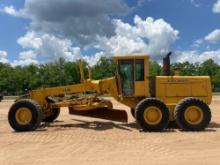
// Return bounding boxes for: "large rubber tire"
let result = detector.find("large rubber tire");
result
[174,97,211,131]
[135,98,169,131]
[8,99,42,132]
[42,108,60,122]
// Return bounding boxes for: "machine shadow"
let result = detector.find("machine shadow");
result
[208,122,220,129]
[166,121,217,132]
[40,119,177,133]
[39,117,218,132]
[41,119,135,132]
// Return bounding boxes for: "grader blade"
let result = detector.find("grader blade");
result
[69,108,128,122]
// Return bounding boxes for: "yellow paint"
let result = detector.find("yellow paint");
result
[15,108,32,125]
[166,104,175,121]
[19,54,212,124]
[156,76,212,105]
[143,106,162,125]
[113,55,150,97]
[184,106,203,125]
[135,81,146,96]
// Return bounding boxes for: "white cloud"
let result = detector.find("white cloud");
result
[0,50,9,63]
[175,49,220,64]
[97,15,179,60]
[192,39,203,48]
[213,0,220,13]
[17,31,105,66]
[17,32,42,49]
[205,29,220,43]
[0,5,24,17]
[17,32,82,63]
[1,6,18,16]
[192,29,220,48]
[11,59,39,67]
[0,50,37,66]
[19,50,36,60]
[1,0,129,46]
[14,15,179,65]
[10,50,38,66]
[2,0,180,65]
[83,52,105,66]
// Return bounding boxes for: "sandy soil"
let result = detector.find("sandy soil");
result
[1,97,220,165]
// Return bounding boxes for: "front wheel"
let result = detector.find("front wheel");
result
[8,99,42,131]
[174,97,211,131]
[135,98,169,131]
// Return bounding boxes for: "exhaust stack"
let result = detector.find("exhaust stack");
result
[163,52,172,76]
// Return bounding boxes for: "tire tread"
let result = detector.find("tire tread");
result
[174,97,211,131]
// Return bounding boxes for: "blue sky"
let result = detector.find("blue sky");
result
[0,0,220,65]
[134,0,218,49]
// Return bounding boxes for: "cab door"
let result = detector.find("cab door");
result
[118,60,134,96]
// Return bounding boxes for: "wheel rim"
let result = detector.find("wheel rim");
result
[184,106,203,125]
[143,106,162,125]
[15,108,32,125]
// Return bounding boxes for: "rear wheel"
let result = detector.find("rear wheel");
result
[8,99,42,131]
[42,108,60,122]
[174,97,211,131]
[135,98,169,131]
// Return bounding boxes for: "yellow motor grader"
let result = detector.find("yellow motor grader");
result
[8,53,212,132]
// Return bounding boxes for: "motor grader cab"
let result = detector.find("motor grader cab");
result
[114,56,149,97]
[8,53,212,132]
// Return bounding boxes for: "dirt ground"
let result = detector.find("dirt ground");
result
[1,97,220,165]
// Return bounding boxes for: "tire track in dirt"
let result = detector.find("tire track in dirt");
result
[0,128,183,161]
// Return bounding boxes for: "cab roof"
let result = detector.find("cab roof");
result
[112,54,150,61]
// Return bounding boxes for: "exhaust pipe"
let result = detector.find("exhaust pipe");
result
[163,52,172,76]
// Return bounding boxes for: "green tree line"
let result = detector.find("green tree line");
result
[0,57,220,95]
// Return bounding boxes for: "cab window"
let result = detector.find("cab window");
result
[119,60,134,96]
[135,60,144,81]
